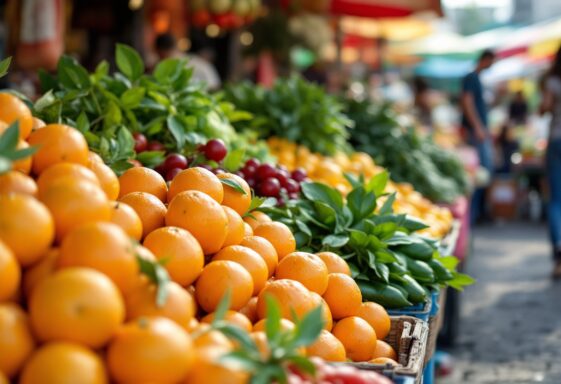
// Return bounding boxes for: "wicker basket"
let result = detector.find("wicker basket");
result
[424,288,447,363]
[344,316,429,384]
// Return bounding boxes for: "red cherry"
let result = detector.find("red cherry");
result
[275,170,290,186]
[166,167,182,181]
[241,165,257,178]
[256,164,277,180]
[147,141,165,151]
[245,158,260,168]
[203,139,228,162]
[164,153,188,171]
[288,192,300,200]
[259,177,281,197]
[154,163,167,176]
[133,132,147,153]
[291,168,307,182]
[246,177,257,188]
[285,179,300,193]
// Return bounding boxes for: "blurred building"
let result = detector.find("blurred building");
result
[512,0,561,23]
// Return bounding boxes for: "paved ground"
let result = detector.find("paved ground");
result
[439,222,561,384]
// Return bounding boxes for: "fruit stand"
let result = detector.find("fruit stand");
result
[0,47,470,384]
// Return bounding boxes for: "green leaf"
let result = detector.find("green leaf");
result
[0,121,20,153]
[135,151,165,167]
[439,256,459,270]
[366,170,389,196]
[120,87,145,109]
[375,249,398,263]
[247,196,276,214]
[379,192,396,215]
[94,60,109,78]
[264,295,282,343]
[76,112,90,133]
[301,182,343,212]
[292,305,324,348]
[371,222,398,241]
[221,178,247,195]
[57,56,91,89]
[0,57,11,78]
[348,229,369,248]
[347,186,376,221]
[34,89,58,112]
[136,253,170,307]
[167,115,186,150]
[154,58,182,83]
[223,148,245,172]
[115,43,144,81]
[0,156,11,174]
[322,234,349,248]
[285,355,316,376]
[402,216,429,232]
[220,350,261,371]
[217,323,257,351]
[104,101,122,128]
[447,272,476,291]
[376,262,390,283]
[213,288,232,325]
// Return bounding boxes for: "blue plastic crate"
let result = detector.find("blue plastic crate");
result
[387,296,432,322]
[392,375,417,384]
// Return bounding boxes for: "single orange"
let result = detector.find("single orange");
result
[109,201,143,241]
[372,340,397,360]
[27,124,89,174]
[0,93,33,140]
[58,222,139,294]
[0,304,35,378]
[244,222,253,237]
[185,344,249,384]
[256,279,315,321]
[310,292,333,331]
[29,267,124,348]
[167,167,224,203]
[107,317,194,384]
[191,323,234,351]
[253,318,295,333]
[239,236,278,278]
[238,296,258,323]
[0,240,20,302]
[353,302,391,340]
[187,318,200,333]
[0,171,37,196]
[125,280,195,329]
[253,222,296,260]
[369,357,399,366]
[165,190,228,254]
[143,226,204,287]
[32,117,46,130]
[19,342,107,384]
[119,192,167,239]
[13,140,33,174]
[0,193,54,266]
[88,158,120,200]
[332,316,377,362]
[275,252,329,295]
[322,273,362,320]
[222,206,245,247]
[243,211,271,230]
[250,331,270,359]
[22,248,58,299]
[37,162,100,194]
[201,310,252,332]
[195,260,253,313]
[39,178,110,242]
[119,167,168,202]
[316,251,351,276]
[217,173,251,215]
[306,329,346,362]
[212,245,268,295]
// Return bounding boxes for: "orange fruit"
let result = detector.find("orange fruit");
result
[310,292,333,331]
[19,342,107,384]
[185,345,249,384]
[222,206,245,247]
[243,211,271,230]
[238,296,258,323]
[331,316,377,362]
[0,193,54,266]
[322,273,362,320]
[167,167,224,203]
[217,173,251,215]
[253,318,295,333]
[201,310,252,332]
[306,329,346,362]
[212,245,268,295]
[0,304,35,378]
[165,190,228,254]
[27,124,89,174]
[256,279,315,320]
[316,251,351,276]
[354,302,391,340]
[37,162,100,194]
[143,226,204,287]
[32,117,46,130]
[187,318,200,333]
[0,372,7,384]
[107,317,194,384]
[243,222,253,237]
[195,260,253,313]
[22,248,58,299]
[239,236,278,278]
[125,280,195,329]
[29,267,125,348]
[0,93,33,140]
[119,191,167,239]
[119,167,168,202]
[275,252,328,295]
[39,178,110,242]
[253,222,296,259]
[250,331,270,359]
[58,222,138,294]
[372,340,397,360]
[88,158,120,200]
[0,241,20,302]
[0,171,37,196]
[109,201,143,240]
[369,357,399,366]
[13,140,33,174]
[191,323,234,351]
[87,151,103,165]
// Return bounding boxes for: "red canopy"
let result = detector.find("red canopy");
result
[329,0,442,18]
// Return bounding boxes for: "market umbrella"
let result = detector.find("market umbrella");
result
[329,0,442,18]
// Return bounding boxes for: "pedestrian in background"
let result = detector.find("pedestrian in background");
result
[460,49,496,224]
[539,45,561,278]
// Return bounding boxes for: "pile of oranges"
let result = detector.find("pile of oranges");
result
[0,94,398,383]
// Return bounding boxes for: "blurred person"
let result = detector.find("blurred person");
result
[509,90,529,126]
[496,123,519,174]
[155,33,220,90]
[460,49,496,224]
[539,45,561,278]
[413,77,433,128]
